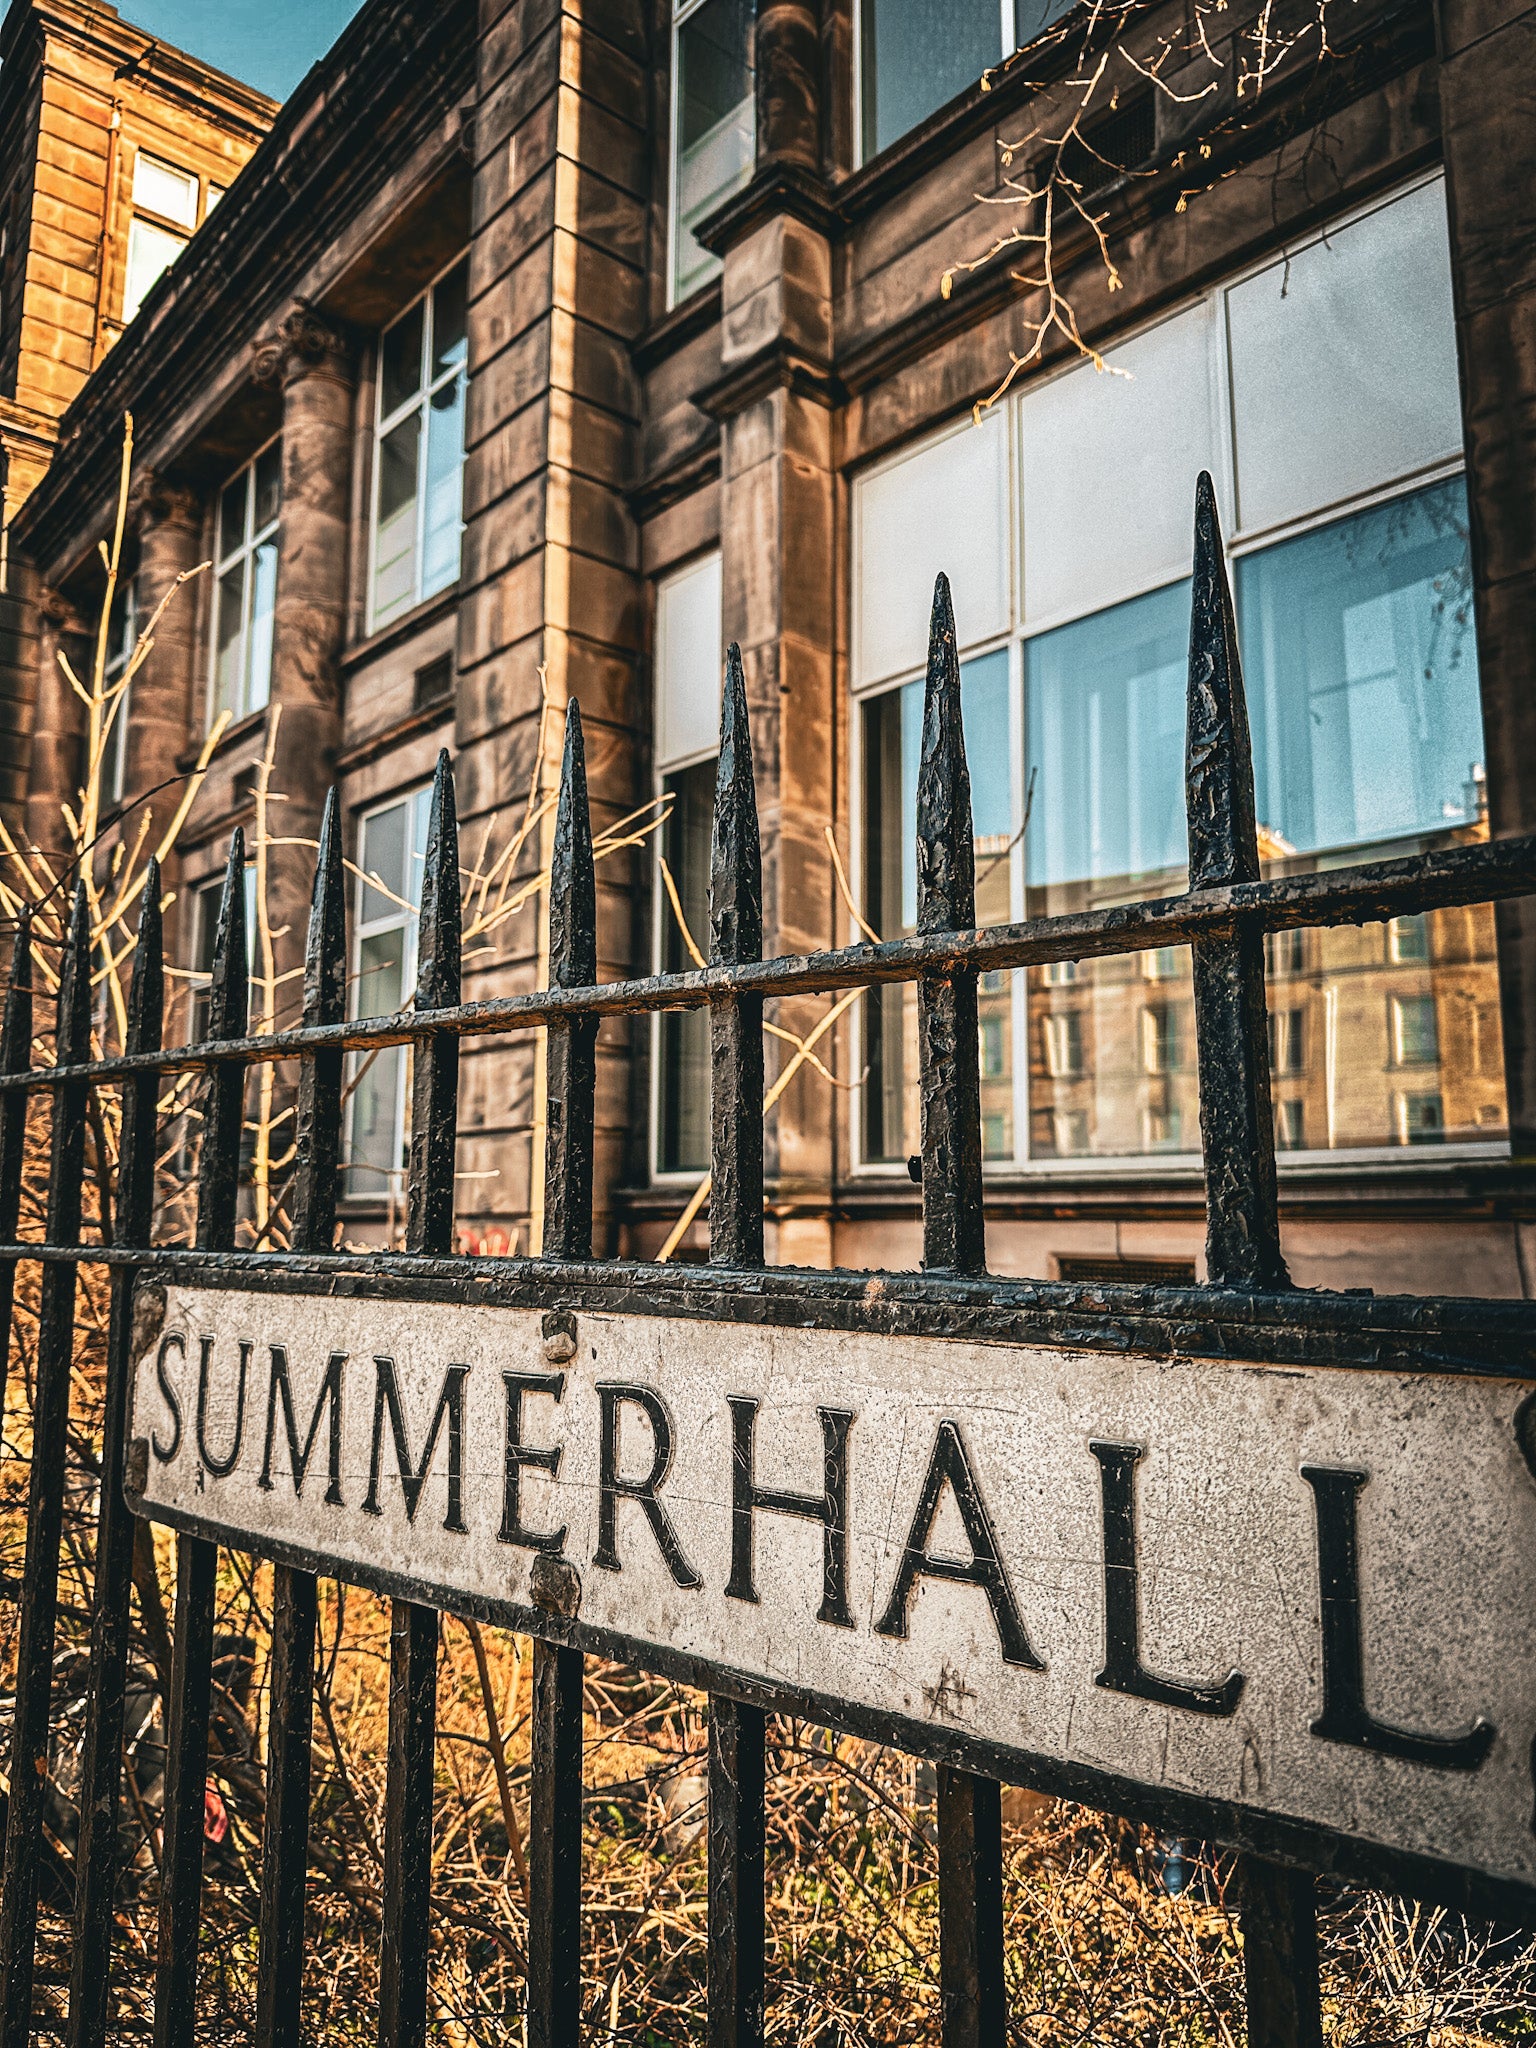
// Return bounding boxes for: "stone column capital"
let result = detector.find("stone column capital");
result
[37,583,90,635]
[127,471,202,537]
[253,301,355,389]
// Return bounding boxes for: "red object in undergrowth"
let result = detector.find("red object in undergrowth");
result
[203,1784,229,1844]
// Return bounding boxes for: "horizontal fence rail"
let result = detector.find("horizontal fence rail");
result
[0,471,1531,2048]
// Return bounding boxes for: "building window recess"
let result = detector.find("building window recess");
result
[414,653,454,713]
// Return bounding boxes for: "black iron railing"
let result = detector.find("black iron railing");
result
[0,472,1532,2047]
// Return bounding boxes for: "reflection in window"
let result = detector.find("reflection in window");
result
[1239,478,1483,857]
[862,648,1013,1164]
[1022,476,1504,1161]
[672,0,755,304]
[372,258,469,627]
[657,761,715,1174]
[346,787,433,1197]
[213,443,280,725]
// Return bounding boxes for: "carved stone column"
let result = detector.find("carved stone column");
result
[254,303,356,989]
[24,586,88,861]
[755,0,821,170]
[126,473,203,810]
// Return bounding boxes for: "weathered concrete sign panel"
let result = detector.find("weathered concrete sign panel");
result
[128,1282,1536,1904]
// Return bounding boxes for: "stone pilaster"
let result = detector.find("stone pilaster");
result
[125,473,203,812]
[703,3,838,1262]
[255,302,355,996]
[24,585,89,862]
[1435,0,1536,1153]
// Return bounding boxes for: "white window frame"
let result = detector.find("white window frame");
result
[122,149,219,325]
[367,253,470,634]
[209,438,281,729]
[649,550,725,1185]
[667,0,757,311]
[344,785,433,1201]
[847,169,1505,1177]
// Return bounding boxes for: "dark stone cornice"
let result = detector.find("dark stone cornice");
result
[627,438,722,526]
[694,340,842,422]
[693,160,838,258]
[16,0,476,573]
[631,280,723,375]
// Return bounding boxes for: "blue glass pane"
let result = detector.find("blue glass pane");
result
[1024,580,1190,904]
[1238,477,1482,856]
[862,0,1000,158]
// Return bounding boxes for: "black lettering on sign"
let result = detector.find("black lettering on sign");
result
[1302,1465,1494,1769]
[725,1396,854,1628]
[260,1347,345,1504]
[196,1335,250,1478]
[152,1332,185,1462]
[499,1371,566,1552]
[874,1420,1041,1668]
[593,1383,700,1589]
[363,1356,470,1532]
[1090,1441,1244,1716]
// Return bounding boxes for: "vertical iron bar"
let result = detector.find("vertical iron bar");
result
[1183,476,1317,2045]
[154,830,249,2048]
[379,752,457,2048]
[255,791,345,2048]
[543,700,598,1262]
[0,884,91,2048]
[707,1698,765,2048]
[1237,1855,1323,2048]
[68,866,163,2048]
[528,1643,584,2048]
[707,642,767,2047]
[936,1767,1005,2048]
[915,573,985,1277]
[0,908,33,1419]
[915,576,1004,2041]
[528,701,592,2046]
[1185,471,1289,1293]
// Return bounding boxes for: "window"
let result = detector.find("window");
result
[861,648,1014,1166]
[372,257,469,628]
[122,152,213,323]
[101,578,137,806]
[1392,994,1439,1067]
[653,554,724,1176]
[671,0,755,305]
[1275,1098,1305,1150]
[1141,1005,1182,1075]
[213,443,280,725]
[1044,958,1078,987]
[1388,914,1431,964]
[859,1,1079,162]
[1041,1010,1081,1079]
[1269,1008,1304,1076]
[346,787,433,1196]
[1397,1091,1444,1145]
[849,174,1506,1171]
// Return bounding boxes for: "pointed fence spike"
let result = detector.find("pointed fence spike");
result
[0,910,34,1472]
[416,748,461,1013]
[57,880,94,1065]
[1186,470,1260,891]
[550,700,596,991]
[125,858,165,1063]
[916,573,975,936]
[305,787,347,1030]
[209,826,249,1043]
[543,701,599,1262]
[1183,471,1291,1297]
[710,644,762,970]
[0,908,32,1072]
[708,641,765,1270]
[913,575,985,1276]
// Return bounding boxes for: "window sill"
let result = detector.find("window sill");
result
[175,703,267,773]
[343,584,460,675]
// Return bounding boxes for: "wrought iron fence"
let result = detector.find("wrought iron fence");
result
[0,471,1533,2048]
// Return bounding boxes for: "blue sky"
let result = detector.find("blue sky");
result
[113,0,370,101]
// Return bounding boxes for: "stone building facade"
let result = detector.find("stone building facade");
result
[2,0,1534,1294]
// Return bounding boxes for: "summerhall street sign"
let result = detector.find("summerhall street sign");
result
[128,1275,1536,1917]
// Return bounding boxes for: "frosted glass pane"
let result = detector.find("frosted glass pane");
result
[1020,300,1217,628]
[122,217,186,323]
[655,552,722,770]
[1226,179,1463,536]
[132,154,197,229]
[854,410,1009,688]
